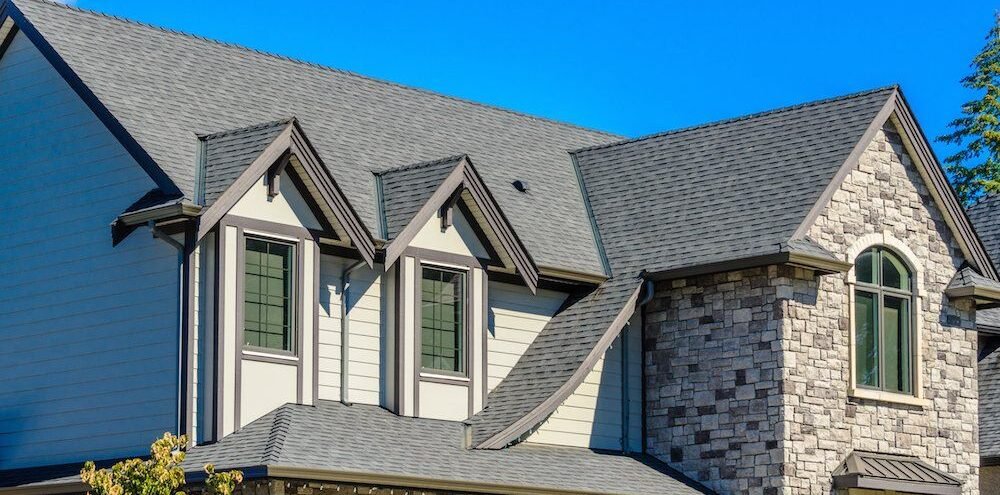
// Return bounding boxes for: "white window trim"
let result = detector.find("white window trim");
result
[844,232,928,407]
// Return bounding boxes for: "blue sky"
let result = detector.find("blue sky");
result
[72,0,997,158]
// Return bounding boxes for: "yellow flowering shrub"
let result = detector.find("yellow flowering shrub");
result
[80,433,243,495]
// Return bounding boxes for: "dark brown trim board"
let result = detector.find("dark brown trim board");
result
[223,215,313,430]
[476,280,644,449]
[195,119,376,267]
[3,1,181,197]
[406,248,483,419]
[181,221,197,443]
[381,156,540,294]
[790,87,999,281]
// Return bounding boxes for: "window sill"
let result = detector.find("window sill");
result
[243,349,299,363]
[848,387,929,407]
[420,371,470,384]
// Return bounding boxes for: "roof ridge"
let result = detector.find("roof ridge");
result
[372,154,467,176]
[261,404,294,463]
[15,0,621,140]
[196,117,296,141]
[570,85,900,154]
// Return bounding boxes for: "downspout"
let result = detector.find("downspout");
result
[628,276,654,453]
[149,221,188,438]
[340,259,366,405]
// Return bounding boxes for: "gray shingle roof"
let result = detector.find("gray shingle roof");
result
[199,118,294,207]
[947,266,1000,292]
[967,195,1000,329]
[13,0,613,275]
[573,87,896,276]
[969,195,1000,270]
[467,275,643,448]
[180,400,711,495]
[375,155,465,240]
[982,349,1000,460]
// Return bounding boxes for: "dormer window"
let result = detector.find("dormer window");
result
[420,266,466,374]
[244,236,295,353]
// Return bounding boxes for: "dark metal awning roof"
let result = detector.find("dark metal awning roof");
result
[832,451,962,495]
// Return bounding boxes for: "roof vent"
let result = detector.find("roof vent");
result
[512,180,529,193]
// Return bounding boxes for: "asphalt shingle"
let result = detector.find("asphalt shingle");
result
[199,118,294,207]
[573,87,896,276]
[180,400,711,495]
[375,155,465,240]
[467,275,643,447]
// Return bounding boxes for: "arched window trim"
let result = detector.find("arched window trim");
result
[845,232,929,407]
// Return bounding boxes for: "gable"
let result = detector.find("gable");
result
[407,206,489,259]
[228,169,322,230]
[0,28,180,469]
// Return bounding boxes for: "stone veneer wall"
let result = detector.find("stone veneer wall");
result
[645,122,979,494]
[789,122,978,493]
[644,265,787,494]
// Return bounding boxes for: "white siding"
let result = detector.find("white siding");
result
[317,256,385,406]
[487,282,566,392]
[0,32,180,468]
[526,315,642,451]
[409,208,487,258]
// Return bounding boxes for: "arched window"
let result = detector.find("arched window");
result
[854,247,914,394]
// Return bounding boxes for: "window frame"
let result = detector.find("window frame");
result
[240,232,301,357]
[417,262,471,378]
[846,234,928,407]
[853,247,914,394]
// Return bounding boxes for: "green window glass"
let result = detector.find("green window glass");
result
[244,237,294,352]
[854,247,913,395]
[421,267,465,373]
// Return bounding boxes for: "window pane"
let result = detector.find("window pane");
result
[420,267,465,373]
[883,296,911,394]
[855,291,879,388]
[244,238,294,352]
[881,250,910,292]
[856,250,875,284]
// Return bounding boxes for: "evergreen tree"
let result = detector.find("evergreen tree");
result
[939,14,1000,205]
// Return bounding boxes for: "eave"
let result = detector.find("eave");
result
[186,464,649,495]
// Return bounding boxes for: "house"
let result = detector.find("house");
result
[964,197,1000,495]
[0,0,997,493]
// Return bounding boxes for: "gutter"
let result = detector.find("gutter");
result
[645,250,851,282]
[118,202,202,226]
[231,464,655,495]
[340,260,367,405]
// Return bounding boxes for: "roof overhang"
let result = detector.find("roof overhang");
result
[381,155,540,293]
[945,285,1000,306]
[184,464,644,495]
[832,451,962,495]
[645,249,851,282]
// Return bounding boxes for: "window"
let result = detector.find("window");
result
[854,247,913,394]
[421,267,465,373]
[244,237,295,352]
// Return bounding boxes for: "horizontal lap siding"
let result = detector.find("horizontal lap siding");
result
[317,255,345,401]
[0,32,179,469]
[486,282,566,392]
[317,257,384,405]
[523,305,642,451]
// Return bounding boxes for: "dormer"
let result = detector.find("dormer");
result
[375,155,540,421]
